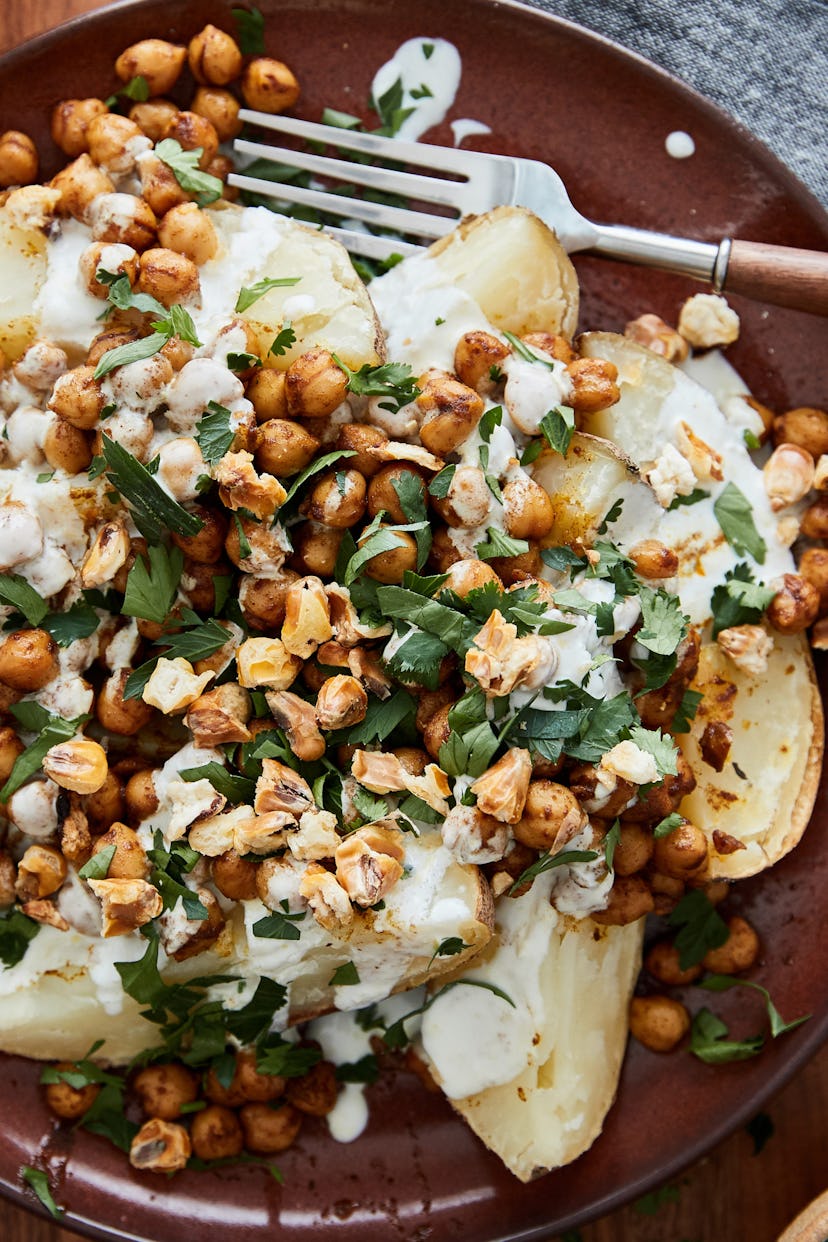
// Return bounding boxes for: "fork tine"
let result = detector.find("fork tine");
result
[227,170,455,239]
[234,137,470,212]
[323,227,423,261]
[237,109,468,176]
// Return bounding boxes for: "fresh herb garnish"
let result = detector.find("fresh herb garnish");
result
[710,563,775,638]
[333,357,420,412]
[474,527,530,561]
[713,482,767,564]
[155,138,223,206]
[509,847,600,896]
[0,907,40,968]
[20,1167,63,1220]
[539,404,576,456]
[269,322,297,356]
[99,438,204,541]
[700,974,811,1038]
[0,573,47,626]
[667,890,729,971]
[179,763,256,804]
[232,5,266,53]
[252,908,306,941]
[2,703,88,800]
[689,1007,764,1064]
[122,544,183,625]
[195,401,235,464]
[329,961,360,986]
[78,845,116,881]
[235,276,302,313]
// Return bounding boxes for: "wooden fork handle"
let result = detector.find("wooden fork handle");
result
[719,240,828,316]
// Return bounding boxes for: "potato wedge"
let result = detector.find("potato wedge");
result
[420,873,643,1181]
[0,208,47,361]
[679,634,823,879]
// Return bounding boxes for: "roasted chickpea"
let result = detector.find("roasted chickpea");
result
[97,669,155,735]
[86,113,145,174]
[239,569,299,629]
[361,526,418,583]
[240,1102,303,1154]
[132,1063,199,1120]
[0,727,24,786]
[335,422,388,476]
[417,370,484,456]
[16,845,67,900]
[188,24,243,85]
[514,780,584,851]
[453,330,511,393]
[93,820,149,879]
[591,875,655,925]
[797,546,828,616]
[83,771,125,832]
[702,914,760,974]
[191,1104,244,1160]
[652,819,708,879]
[306,469,367,528]
[86,328,140,369]
[427,526,463,573]
[115,38,186,95]
[442,557,501,598]
[367,464,426,523]
[43,415,93,473]
[285,348,348,419]
[157,202,218,265]
[285,1059,338,1116]
[291,521,343,577]
[47,365,105,429]
[488,545,543,585]
[644,939,703,987]
[772,407,828,458]
[421,701,452,761]
[255,418,319,477]
[522,331,576,362]
[629,995,691,1052]
[50,99,108,157]
[0,130,38,187]
[78,241,139,301]
[160,335,196,372]
[128,98,180,142]
[622,752,696,825]
[138,154,190,216]
[246,369,288,423]
[566,356,620,412]
[123,770,160,824]
[45,1064,100,1120]
[242,57,301,113]
[0,629,58,692]
[766,572,820,634]
[206,1049,284,1107]
[180,558,229,613]
[502,475,555,540]
[92,192,157,250]
[161,111,219,170]
[137,247,199,307]
[0,852,17,907]
[168,506,228,565]
[211,849,259,901]
[205,153,237,196]
[612,823,655,876]
[191,87,243,141]
[629,540,679,579]
[51,154,114,222]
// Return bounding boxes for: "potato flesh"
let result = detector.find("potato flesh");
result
[0,214,47,361]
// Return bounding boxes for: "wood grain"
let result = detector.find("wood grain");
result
[1,3,827,1241]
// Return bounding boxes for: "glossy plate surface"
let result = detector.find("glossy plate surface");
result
[0,1,826,1238]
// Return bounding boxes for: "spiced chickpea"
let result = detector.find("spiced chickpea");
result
[161,111,219,170]
[422,702,452,761]
[47,365,105,430]
[622,752,696,824]
[132,1063,199,1120]
[255,418,319,477]
[191,1105,244,1161]
[0,130,38,187]
[286,1059,338,1116]
[307,469,367,528]
[83,771,125,831]
[43,416,93,473]
[335,423,388,476]
[796,546,828,616]
[86,113,145,175]
[772,407,828,458]
[188,24,243,85]
[629,540,679,579]
[515,780,584,851]
[644,939,703,987]
[453,330,511,393]
[766,573,820,634]
[206,154,237,197]
[240,1102,303,1154]
[800,495,828,541]
[367,464,427,522]
[291,522,343,577]
[16,845,67,901]
[138,156,190,217]
[51,154,114,222]
[239,570,299,629]
[566,357,620,413]
[181,558,227,613]
[128,98,180,142]
[652,819,708,880]
[612,824,655,876]
[93,821,149,879]
[361,527,418,583]
[242,58,301,113]
[157,202,218,265]
[0,726,24,785]
[115,39,186,96]
[212,850,259,901]
[92,193,157,251]
[0,851,16,907]
[191,87,243,141]
[51,99,108,157]
[137,248,199,307]
[246,369,288,423]
[78,242,139,301]
[591,875,655,925]
[442,558,501,598]
[206,1049,284,1107]
[502,476,555,540]
[417,370,484,456]
[45,1065,101,1120]
[86,329,139,369]
[0,629,57,692]
[427,526,463,573]
[285,348,348,419]
[489,545,543,585]
[522,331,576,363]
[629,995,691,1053]
[702,915,760,974]
[171,506,228,564]
[124,770,160,823]
[97,670,154,735]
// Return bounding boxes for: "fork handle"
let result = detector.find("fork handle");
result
[718,239,828,316]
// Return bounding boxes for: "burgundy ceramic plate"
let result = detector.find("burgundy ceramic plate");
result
[1,2,827,1239]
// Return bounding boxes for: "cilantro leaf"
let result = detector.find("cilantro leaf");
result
[2,705,86,800]
[671,687,703,734]
[428,936,470,968]
[376,585,473,649]
[43,600,100,647]
[21,1167,63,1220]
[509,847,600,895]
[627,724,679,778]
[604,818,621,871]
[0,907,40,968]
[235,276,302,313]
[0,572,48,626]
[155,138,223,206]
[232,5,266,53]
[225,978,288,1045]
[667,486,708,511]
[100,438,204,541]
[352,784,390,822]
[713,482,767,563]
[428,464,456,498]
[636,588,689,656]
[335,1054,379,1084]
[122,544,183,624]
[564,693,638,763]
[252,909,305,941]
[281,449,357,508]
[710,563,775,638]
[597,498,624,533]
[334,357,420,412]
[256,1039,321,1078]
[81,1081,139,1151]
[115,934,167,1007]
[179,763,256,804]
[92,331,169,379]
[372,77,415,136]
[668,890,729,970]
[383,628,449,689]
[689,1007,764,1064]
[269,322,296,356]
[195,401,235,464]
[78,845,116,880]
[438,720,499,778]
[700,974,811,1038]
[329,961,360,986]
[539,404,575,455]
[391,472,431,569]
[653,812,684,838]
[475,527,530,561]
[338,689,416,745]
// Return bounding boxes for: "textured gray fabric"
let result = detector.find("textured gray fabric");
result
[521,0,828,207]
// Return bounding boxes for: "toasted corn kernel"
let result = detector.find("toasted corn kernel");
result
[254,758,314,817]
[130,1118,192,1172]
[471,748,532,824]
[624,313,689,362]
[233,810,295,855]
[335,824,405,907]
[42,737,108,794]
[15,844,67,901]
[236,636,302,689]
[87,877,163,936]
[763,442,815,511]
[142,657,215,712]
[299,862,354,931]
[282,576,333,659]
[315,674,368,730]
[185,682,252,746]
[265,690,325,761]
[716,624,773,675]
[80,520,130,587]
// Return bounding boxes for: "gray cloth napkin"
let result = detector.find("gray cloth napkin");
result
[522,0,828,208]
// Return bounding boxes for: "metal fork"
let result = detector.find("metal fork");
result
[229,111,828,316]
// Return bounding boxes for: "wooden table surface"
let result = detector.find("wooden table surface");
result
[1,2,828,1240]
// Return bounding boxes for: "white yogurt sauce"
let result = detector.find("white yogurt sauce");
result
[665,130,696,159]
[371,38,462,141]
[451,118,492,147]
